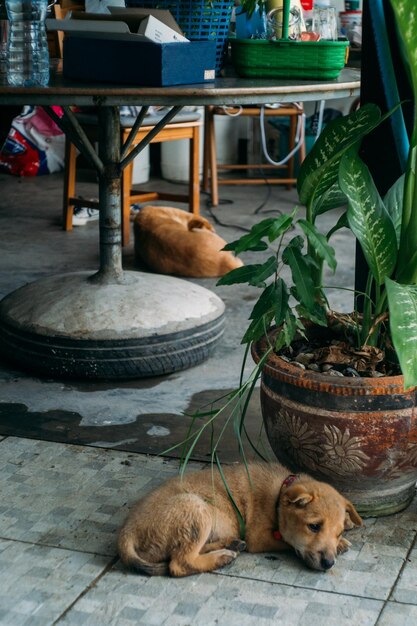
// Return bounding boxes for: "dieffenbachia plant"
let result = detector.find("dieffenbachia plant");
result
[220,0,417,389]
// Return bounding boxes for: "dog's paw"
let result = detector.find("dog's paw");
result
[216,548,239,568]
[226,539,247,553]
[337,537,352,555]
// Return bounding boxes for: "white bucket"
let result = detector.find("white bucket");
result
[131,146,150,185]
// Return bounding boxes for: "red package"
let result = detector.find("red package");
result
[0,106,65,176]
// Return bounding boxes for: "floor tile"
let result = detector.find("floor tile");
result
[0,538,109,626]
[378,601,417,625]
[0,437,189,555]
[59,564,384,626]
[390,538,417,604]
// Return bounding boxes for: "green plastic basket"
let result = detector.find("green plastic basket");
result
[230,39,350,80]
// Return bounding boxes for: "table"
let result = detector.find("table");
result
[0,63,360,379]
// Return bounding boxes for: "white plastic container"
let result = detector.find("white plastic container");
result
[160,108,242,183]
[131,145,150,185]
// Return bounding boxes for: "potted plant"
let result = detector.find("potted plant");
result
[182,0,417,517]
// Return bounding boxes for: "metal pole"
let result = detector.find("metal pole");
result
[90,105,124,285]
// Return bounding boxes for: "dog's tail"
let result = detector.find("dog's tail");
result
[118,531,169,576]
[187,216,214,232]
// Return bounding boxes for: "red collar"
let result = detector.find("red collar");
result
[273,474,298,541]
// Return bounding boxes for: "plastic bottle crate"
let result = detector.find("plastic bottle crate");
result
[125,0,234,75]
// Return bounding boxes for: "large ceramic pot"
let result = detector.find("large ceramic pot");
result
[252,331,417,517]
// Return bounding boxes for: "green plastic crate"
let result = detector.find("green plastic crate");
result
[230,39,350,80]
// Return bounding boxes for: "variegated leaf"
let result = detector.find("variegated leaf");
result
[313,182,347,217]
[389,0,417,95]
[297,104,382,208]
[385,277,417,389]
[384,173,404,246]
[339,148,397,285]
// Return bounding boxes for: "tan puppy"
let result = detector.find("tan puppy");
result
[118,462,362,577]
[133,205,243,277]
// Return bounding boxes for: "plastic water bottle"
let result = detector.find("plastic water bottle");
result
[5,0,49,87]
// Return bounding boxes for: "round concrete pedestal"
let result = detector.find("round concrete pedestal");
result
[0,271,225,379]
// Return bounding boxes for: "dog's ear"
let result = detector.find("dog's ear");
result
[344,500,363,529]
[284,484,314,508]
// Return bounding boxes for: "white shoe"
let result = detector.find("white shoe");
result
[72,207,100,226]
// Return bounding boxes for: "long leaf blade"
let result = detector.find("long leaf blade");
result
[297,103,382,208]
[282,239,316,309]
[217,256,277,287]
[384,173,404,247]
[339,148,397,285]
[385,277,417,389]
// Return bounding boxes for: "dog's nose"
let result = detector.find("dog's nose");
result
[320,557,335,570]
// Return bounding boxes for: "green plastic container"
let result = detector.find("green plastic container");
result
[230,39,350,80]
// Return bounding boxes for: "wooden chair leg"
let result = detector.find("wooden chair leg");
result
[189,125,200,215]
[286,114,297,190]
[208,108,219,207]
[122,160,133,246]
[299,116,306,164]
[202,106,210,193]
[63,139,77,231]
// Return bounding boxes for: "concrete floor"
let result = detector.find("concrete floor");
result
[0,170,416,625]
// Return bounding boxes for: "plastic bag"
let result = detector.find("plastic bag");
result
[0,105,65,176]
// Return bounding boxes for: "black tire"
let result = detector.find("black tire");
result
[0,313,225,379]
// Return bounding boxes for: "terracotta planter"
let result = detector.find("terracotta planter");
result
[252,331,417,517]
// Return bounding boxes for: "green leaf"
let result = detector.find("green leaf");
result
[274,312,298,351]
[249,278,289,323]
[389,1,417,97]
[339,148,398,285]
[249,282,276,320]
[297,218,337,272]
[385,277,417,389]
[241,311,275,344]
[297,103,382,210]
[217,256,277,288]
[326,211,349,240]
[296,302,327,327]
[222,216,292,255]
[384,173,404,247]
[282,239,316,310]
[313,182,347,216]
[266,213,295,242]
[274,278,290,327]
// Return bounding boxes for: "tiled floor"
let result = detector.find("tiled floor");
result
[0,437,416,625]
[1,170,417,624]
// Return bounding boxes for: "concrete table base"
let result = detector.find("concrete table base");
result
[0,271,225,379]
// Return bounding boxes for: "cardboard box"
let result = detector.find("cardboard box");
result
[50,9,216,86]
[63,35,216,86]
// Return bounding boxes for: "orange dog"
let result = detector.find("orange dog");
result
[118,462,362,577]
[133,206,243,277]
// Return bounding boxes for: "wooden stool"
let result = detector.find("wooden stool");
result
[203,104,306,207]
[63,112,202,246]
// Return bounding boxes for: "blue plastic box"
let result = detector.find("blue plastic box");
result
[63,36,217,86]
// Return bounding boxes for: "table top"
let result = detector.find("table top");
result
[0,62,360,107]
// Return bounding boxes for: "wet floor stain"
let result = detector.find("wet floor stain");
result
[0,389,271,464]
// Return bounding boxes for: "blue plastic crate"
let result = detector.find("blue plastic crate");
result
[124,0,234,74]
